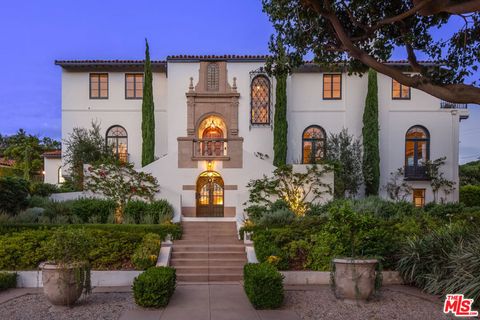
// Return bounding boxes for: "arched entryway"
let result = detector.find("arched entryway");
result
[196,171,224,217]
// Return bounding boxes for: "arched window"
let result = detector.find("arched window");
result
[106,125,128,163]
[302,125,326,164]
[250,75,270,125]
[405,125,430,178]
[207,63,219,91]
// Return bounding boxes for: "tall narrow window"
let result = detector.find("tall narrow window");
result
[392,79,411,99]
[323,74,342,99]
[302,125,326,164]
[413,189,426,207]
[90,73,108,99]
[106,125,128,163]
[207,63,219,91]
[250,75,270,125]
[125,73,143,99]
[405,125,430,179]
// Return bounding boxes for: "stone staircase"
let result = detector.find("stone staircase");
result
[171,221,246,282]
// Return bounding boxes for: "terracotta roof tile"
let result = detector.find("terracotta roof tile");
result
[42,150,62,158]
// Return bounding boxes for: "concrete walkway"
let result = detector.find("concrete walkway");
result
[119,283,300,320]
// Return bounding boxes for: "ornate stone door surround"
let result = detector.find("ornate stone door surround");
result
[178,61,243,168]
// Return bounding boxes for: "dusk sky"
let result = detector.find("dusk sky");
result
[0,0,478,163]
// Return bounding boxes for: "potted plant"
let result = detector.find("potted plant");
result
[41,227,93,306]
[330,204,380,302]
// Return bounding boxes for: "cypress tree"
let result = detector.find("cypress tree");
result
[362,69,380,195]
[141,39,155,167]
[272,39,288,167]
[273,73,288,167]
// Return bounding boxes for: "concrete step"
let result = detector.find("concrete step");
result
[177,273,243,282]
[173,238,242,245]
[175,266,244,275]
[170,258,247,267]
[173,244,245,252]
[171,251,247,260]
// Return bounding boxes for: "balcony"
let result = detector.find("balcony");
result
[404,165,429,180]
[192,138,230,160]
[440,101,468,109]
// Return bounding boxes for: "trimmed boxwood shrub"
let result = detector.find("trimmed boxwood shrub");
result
[0,177,29,214]
[460,185,480,207]
[244,263,284,309]
[0,272,17,291]
[133,267,176,308]
[132,233,162,270]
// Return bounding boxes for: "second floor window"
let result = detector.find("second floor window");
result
[392,79,411,99]
[207,63,219,91]
[90,73,108,99]
[125,74,143,99]
[323,74,342,99]
[405,125,430,179]
[251,75,271,125]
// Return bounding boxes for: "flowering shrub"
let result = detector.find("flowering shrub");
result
[85,162,159,223]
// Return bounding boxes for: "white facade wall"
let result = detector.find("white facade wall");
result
[58,59,467,220]
[43,158,62,185]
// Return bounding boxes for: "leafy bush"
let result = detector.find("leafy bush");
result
[45,227,93,265]
[460,185,480,207]
[0,229,51,270]
[27,195,51,208]
[10,208,44,223]
[70,198,116,223]
[253,230,289,270]
[397,226,479,307]
[30,182,59,197]
[243,263,284,309]
[257,208,295,228]
[0,272,17,291]
[42,200,74,223]
[133,267,176,308]
[132,233,162,270]
[147,200,174,224]
[124,200,149,224]
[0,177,29,214]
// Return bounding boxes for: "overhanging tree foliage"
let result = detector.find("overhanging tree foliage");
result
[272,40,289,167]
[262,0,480,104]
[142,39,155,167]
[362,69,380,195]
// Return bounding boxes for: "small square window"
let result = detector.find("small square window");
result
[392,79,410,99]
[323,74,342,100]
[89,73,109,99]
[413,189,425,207]
[125,73,143,99]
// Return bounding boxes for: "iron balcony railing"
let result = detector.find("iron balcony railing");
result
[440,101,468,109]
[405,165,428,180]
[193,138,228,158]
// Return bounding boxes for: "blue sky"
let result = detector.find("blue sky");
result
[0,0,478,163]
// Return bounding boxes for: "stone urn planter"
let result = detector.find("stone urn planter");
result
[41,263,86,306]
[332,258,378,302]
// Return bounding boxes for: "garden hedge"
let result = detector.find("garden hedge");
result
[133,267,176,308]
[243,263,284,309]
[460,185,480,207]
[0,272,17,291]
[0,223,182,240]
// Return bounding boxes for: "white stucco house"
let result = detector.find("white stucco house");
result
[49,55,469,221]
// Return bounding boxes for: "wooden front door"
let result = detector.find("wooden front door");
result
[196,171,224,217]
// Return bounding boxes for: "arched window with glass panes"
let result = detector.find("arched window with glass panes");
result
[405,125,430,179]
[250,75,271,125]
[302,125,326,164]
[106,125,128,163]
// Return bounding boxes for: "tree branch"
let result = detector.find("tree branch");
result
[302,0,480,104]
[414,0,480,15]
